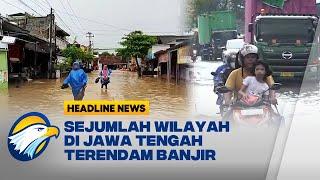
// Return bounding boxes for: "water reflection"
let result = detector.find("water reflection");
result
[190,60,320,120]
[6,70,192,120]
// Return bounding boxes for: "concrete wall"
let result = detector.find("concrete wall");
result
[27,16,54,41]
[56,37,68,50]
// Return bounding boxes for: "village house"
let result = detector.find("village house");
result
[6,13,70,79]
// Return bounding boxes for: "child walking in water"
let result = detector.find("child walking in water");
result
[238,61,273,103]
[99,65,112,89]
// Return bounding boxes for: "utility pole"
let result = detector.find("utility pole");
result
[48,8,54,79]
[86,32,94,54]
[54,24,57,65]
[34,42,37,66]
[0,14,3,36]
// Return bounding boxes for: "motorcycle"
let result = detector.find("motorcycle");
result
[217,83,283,127]
[211,64,233,115]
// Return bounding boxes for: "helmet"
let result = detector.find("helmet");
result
[236,44,259,68]
[72,61,80,70]
[223,54,236,69]
[240,44,258,57]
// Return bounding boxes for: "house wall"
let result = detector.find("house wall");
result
[56,37,68,50]
[0,49,8,89]
[26,16,53,41]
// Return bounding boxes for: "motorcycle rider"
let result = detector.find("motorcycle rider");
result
[212,52,235,110]
[224,44,277,105]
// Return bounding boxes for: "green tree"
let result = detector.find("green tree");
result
[101,51,111,56]
[116,47,130,58]
[117,31,157,76]
[62,45,85,65]
[61,45,94,66]
[83,52,94,63]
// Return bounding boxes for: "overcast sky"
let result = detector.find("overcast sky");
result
[0,0,185,49]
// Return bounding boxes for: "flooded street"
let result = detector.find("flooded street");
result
[190,60,320,121]
[1,62,320,180]
[4,61,320,122]
[5,70,191,120]
[190,60,320,180]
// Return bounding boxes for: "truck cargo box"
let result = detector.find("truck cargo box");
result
[245,0,317,43]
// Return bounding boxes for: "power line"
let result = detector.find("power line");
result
[66,0,86,34]
[29,0,49,15]
[35,0,82,37]
[1,0,86,44]
[3,0,180,46]
[31,2,131,33]
[55,11,77,36]
[86,32,94,53]
[18,0,41,16]
[52,10,133,32]
[57,0,85,34]
[19,0,76,36]
[51,10,180,35]
[44,0,51,8]
[32,0,73,34]
[27,1,175,35]
[47,0,86,36]
[1,0,29,13]
[36,0,51,10]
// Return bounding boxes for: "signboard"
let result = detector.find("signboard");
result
[158,53,169,63]
[177,46,192,64]
[0,70,8,83]
[262,0,285,9]
[0,42,8,50]
[0,51,8,89]
[1,36,16,44]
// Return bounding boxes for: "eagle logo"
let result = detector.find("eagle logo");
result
[7,112,60,161]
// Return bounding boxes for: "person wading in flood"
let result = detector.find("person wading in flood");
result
[61,61,88,100]
[99,65,111,89]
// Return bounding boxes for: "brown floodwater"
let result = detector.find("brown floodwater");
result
[4,70,192,120]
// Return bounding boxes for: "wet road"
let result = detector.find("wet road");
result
[3,62,320,121]
[190,60,320,120]
[5,70,192,120]
[1,63,320,180]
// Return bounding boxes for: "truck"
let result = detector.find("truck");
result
[197,11,238,61]
[245,0,320,81]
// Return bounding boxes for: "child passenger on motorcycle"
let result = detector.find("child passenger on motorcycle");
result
[224,44,277,105]
[238,61,272,105]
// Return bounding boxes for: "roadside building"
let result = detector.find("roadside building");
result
[155,40,193,83]
[145,44,170,76]
[98,55,125,70]
[0,38,9,90]
[154,49,169,78]
[145,35,192,77]
[7,13,70,78]
[1,16,57,88]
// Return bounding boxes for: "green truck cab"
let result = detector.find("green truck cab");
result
[245,0,319,81]
[254,15,319,80]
